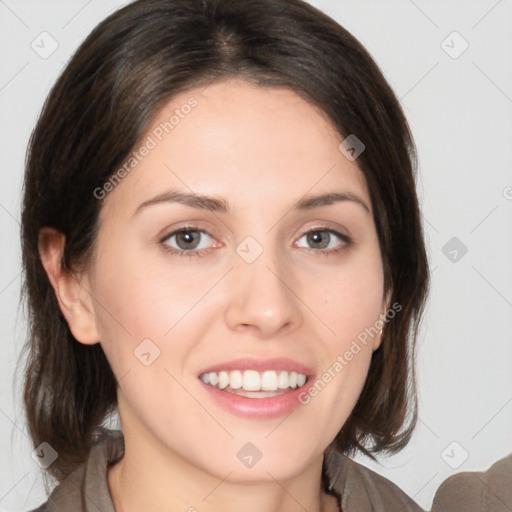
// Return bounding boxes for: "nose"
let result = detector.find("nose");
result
[224,244,302,339]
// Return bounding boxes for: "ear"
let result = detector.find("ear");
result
[373,289,393,352]
[38,227,100,345]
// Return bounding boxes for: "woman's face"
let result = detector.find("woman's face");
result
[84,78,387,480]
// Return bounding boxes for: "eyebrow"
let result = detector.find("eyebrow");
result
[134,189,371,216]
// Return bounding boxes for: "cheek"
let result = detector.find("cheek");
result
[89,246,204,428]
[298,248,384,422]
[310,249,385,343]
[88,241,198,384]
[91,237,210,343]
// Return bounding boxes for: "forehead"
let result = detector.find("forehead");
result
[100,78,371,218]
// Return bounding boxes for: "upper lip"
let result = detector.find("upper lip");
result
[198,357,315,377]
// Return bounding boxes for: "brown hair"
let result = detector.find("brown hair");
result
[18,0,429,485]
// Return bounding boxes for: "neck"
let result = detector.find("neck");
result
[107,428,339,512]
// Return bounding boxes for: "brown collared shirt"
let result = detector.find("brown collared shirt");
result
[30,428,425,511]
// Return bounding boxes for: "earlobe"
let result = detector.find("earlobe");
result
[38,227,100,345]
[373,328,384,352]
[372,323,385,353]
[373,290,392,352]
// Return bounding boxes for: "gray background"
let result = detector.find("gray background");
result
[1,1,511,510]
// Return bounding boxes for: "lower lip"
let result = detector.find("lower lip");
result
[199,380,312,419]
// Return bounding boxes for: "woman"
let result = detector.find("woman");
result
[20,0,430,510]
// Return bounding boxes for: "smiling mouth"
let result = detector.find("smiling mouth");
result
[199,369,309,398]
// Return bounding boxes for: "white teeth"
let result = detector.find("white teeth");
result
[200,369,308,392]
[218,371,229,389]
[229,370,243,389]
[243,370,260,391]
[261,370,278,391]
[277,371,289,389]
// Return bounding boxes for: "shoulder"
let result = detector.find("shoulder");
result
[324,449,425,512]
[27,428,124,512]
[431,453,512,512]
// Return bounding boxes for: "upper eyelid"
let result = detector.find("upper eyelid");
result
[159,225,215,243]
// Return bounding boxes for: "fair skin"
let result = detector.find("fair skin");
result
[40,79,388,512]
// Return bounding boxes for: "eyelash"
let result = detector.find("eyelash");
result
[158,225,352,258]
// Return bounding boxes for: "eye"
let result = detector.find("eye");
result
[159,226,351,258]
[160,227,216,258]
[295,228,351,255]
